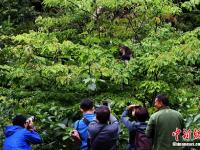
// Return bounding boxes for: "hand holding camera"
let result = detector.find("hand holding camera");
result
[128,104,139,110]
[26,116,36,131]
[127,104,140,118]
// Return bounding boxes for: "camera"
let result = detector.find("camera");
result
[127,108,133,118]
[27,116,35,122]
[102,101,109,107]
[127,102,141,118]
[95,100,111,109]
[127,102,133,117]
[26,116,36,130]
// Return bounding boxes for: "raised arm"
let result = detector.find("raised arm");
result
[24,130,42,144]
[121,108,134,131]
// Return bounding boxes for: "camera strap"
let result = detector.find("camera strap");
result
[82,117,90,126]
[76,117,90,130]
[75,118,91,142]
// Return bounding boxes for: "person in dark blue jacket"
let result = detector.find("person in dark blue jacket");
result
[121,105,150,150]
[4,115,42,150]
[88,105,119,150]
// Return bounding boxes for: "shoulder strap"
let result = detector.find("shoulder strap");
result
[75,119,89,141]
[76,117,90,129]
[82,117,90,126]
[75,120,81,130]
[91,125,106,144]
[136,128,145,134]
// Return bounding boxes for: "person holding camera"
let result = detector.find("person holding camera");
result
[121,104,151,150]
[3,115,42,150]
[88,105,119,150]
[71,98,96,150]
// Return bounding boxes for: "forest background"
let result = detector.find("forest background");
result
[0,0,200,149]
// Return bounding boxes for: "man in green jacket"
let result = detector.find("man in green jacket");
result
[146,94,185,150]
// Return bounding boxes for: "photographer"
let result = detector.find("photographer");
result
[71,98,96,150]
[88,105,119,150]
[4,115,42,150]
[121,105,151,150]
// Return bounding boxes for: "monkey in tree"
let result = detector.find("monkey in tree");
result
[31,0,43,12]
[119,45,132,62]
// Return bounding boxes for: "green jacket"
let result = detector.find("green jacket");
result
[146,107,185,150]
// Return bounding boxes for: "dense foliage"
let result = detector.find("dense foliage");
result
[0,0,200,149]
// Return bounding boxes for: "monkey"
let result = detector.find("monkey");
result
[119,45,132,61]
[31,0,43,12]
[163,15,177,27]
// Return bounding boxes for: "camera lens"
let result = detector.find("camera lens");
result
[102,101,108,106]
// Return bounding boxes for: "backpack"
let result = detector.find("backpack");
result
[71,118,90,144]
[134,129,152,150]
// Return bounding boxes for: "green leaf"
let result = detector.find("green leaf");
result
[62,135,69,141]
[193,114,200,123]
[57,123,66,129]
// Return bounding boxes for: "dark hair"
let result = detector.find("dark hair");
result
[156,94,169,106]
[12,115,27,127]
[80,98,94,111]
[134,106,149,122]
[95,105,110,124]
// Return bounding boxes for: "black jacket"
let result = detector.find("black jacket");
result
[88,115,119,150]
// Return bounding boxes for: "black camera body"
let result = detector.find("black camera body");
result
[102,101,109,107]
[127,107,133,118]
[95,101,110,109]
[127,102,141,118]
[127,102,132,117]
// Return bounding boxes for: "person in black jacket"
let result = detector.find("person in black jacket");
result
[88,105,119,150]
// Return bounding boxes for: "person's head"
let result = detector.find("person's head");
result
[134,106,149,122]
[154,94,169,109]
[12,115,27,128]
[95,105,110,124]
[80,98,94,112]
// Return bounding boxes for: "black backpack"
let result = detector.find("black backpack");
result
[133,129,152,150]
